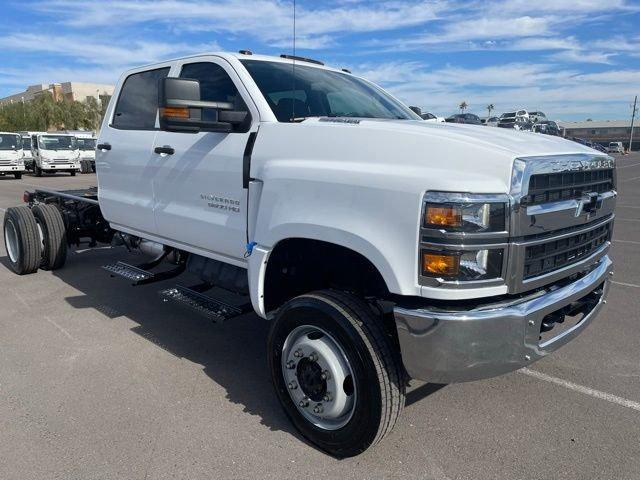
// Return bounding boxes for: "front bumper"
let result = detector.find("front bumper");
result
[394,255,612,383]
[41,163,80,171]
[0,165,25,173]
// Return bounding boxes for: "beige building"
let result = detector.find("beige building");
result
[0,82,114,106]
[558,120,638,151]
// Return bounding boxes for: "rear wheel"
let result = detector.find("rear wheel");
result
[31,204,67,270]
[268,290,405,457]
[80,160,90,174]
[3,206,42,275]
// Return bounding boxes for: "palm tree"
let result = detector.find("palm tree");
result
[487,104,494,117]
[459,101,468,113]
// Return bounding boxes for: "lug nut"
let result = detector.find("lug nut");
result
[288,381,298,390]
[309,352,318,362]
[313,404,324,414]
[323,393,332,402]
[286,360,296,369]
[293,349,303,358]
[298,398,309,408]
[320,370,330,381]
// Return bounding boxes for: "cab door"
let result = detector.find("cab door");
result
[96,64,173,236]
[151,56,258,262]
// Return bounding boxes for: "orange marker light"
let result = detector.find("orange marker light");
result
[425,205,462,227]
[160,107,189,119]
[422,253,460,276]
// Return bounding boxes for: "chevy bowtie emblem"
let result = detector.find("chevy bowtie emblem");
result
[575,192,602,219]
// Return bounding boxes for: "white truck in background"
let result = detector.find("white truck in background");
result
[73,132,97,173]
[0,132,25,179]
[30,132,81,176]
[3,51,616,457]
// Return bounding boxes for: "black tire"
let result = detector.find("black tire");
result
[70,170,76,177]
[268,290,405,457]
[80,160,90,174]
[31,204,67,270]
[14,172,22,179]
[3,206,42,275]
[35,165,42,177]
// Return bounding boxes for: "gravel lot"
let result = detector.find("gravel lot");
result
[1,153,639,480]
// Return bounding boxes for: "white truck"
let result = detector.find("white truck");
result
[31,132,81,176]
[0,132,25,179]
[3,52,616,457]
[74,133,97,173]
[18,132,35,171]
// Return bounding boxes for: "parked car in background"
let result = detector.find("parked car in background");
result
[421,112,445,123]
[607,142,624,154]
[0,132,25,179]
[532,121,559,136]
[529,111,547,123]
[590,143,608,153]
[31,133,81,176]
[498,110,531,129]
[445,113,482,124]
[482,116,500,127]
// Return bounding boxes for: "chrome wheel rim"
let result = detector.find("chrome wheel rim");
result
[4,219,19,263]
[281,325,357,430]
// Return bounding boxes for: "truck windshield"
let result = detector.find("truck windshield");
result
[77,138,96,150]
[241,60,419,122]
[21,137,31,150]
[39,135,77,150]
[0,134,22,150]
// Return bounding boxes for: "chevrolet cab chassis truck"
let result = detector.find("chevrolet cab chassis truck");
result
[3,52,616,457]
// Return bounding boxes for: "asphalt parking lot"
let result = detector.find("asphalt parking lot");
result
[1,154,639,480]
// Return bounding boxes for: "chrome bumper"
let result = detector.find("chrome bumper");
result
[394,255,612,383]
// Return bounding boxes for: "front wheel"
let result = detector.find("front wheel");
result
[35,166,42,177]
[70,170,76,177]
[14,172,22,179]
[268,290,405,457]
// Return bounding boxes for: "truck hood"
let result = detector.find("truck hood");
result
[322,118,597,158]
[255,118,609,198]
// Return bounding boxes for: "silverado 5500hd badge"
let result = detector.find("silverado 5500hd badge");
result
[200,194,240,213]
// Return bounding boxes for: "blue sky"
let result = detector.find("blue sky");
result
[1,0,639,120]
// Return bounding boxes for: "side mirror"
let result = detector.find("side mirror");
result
[158,77,248,133]
[409,106,422,115]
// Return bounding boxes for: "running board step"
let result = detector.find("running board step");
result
[159,285,250,322]
[103,261,154,285]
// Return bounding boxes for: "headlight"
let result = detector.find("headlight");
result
[421,249,504,281]
[423,192,506,233]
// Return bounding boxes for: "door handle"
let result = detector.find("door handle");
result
[97,143,111,151]
[154,145,175,155]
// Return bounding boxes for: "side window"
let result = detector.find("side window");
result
[112,67,170,130]
[179,62,246,110]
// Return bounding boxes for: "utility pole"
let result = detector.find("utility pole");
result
[630,95,637,153]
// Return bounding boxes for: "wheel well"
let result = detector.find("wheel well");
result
[263,238,390,313]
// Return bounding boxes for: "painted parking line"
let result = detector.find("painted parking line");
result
[0,207,5,212]
[617,204,640,209]
[617,163,640,169]
[620,175,640,183]
[612,280,640,288]
[520,368,640,412]
[614,239,640,245]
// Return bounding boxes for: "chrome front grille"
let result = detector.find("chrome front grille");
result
[523,221,612,279]
[0,160,12,166]
[508,154,616,293]
[524,169,614,206]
